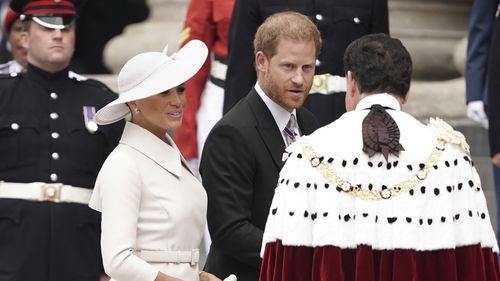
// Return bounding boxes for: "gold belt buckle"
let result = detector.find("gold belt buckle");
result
[312,74,328,93]
[41,183,63,202]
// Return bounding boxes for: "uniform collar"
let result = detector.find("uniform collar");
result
[355,93,402,111]
[26,63,70,81]
[119,122,184,177]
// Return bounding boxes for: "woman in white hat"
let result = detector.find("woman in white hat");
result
[88,40,234,281]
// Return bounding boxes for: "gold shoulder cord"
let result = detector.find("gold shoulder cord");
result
[299,137,448,200]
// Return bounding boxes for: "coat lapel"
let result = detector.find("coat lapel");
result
[246,89,287,170]
[120,122,183,177]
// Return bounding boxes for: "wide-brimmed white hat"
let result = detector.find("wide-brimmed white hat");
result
[94,40,208,125]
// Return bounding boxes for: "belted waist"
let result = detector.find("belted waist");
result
[310,73,346,95]
[209,54,227,88]
[136,249,199,265]
[0,181,92,204]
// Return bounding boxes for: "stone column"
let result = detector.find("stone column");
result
[103,0,189,75]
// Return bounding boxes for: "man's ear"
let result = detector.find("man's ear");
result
[346,70,357,98]
[19,31,29,50]
[255,51,268,73]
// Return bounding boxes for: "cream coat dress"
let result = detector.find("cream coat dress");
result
[89,122,207,281]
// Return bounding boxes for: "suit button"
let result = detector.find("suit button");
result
[315,14,323,21]
[51,132,60,139]
[353,17,361,24]
[50,173,58,182]
[50,112,59,119]
[50,92,58,99]
[10,123,19,130]
[52,152,60,160]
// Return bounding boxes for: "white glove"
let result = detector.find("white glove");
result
[223,274,237,281]
[467,100,489,129]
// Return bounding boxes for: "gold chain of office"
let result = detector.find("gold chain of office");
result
[299,137,448,200]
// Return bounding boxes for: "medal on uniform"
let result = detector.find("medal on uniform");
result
[83,106,98,133]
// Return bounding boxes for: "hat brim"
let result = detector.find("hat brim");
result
[94,40,208,125]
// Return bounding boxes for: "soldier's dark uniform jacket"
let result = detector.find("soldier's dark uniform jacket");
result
[223,0,389,126]
[0,64,124,281]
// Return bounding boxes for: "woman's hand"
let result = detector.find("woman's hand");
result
[199,271,222,281]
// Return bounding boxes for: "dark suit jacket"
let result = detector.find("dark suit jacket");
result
[200,89,319,281]
[488,14,500,156]
[465,0,498,105]
[223,0,389,125]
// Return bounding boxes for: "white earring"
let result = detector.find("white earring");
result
[134,108,140,114]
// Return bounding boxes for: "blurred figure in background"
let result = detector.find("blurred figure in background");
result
[465,0,500,243]
[0,8,27,73]
[174,0,235,173]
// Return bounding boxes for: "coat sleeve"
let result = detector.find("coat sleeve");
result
[465,0,498,103]
[487,6,500,156]
[222,0,260,114]
[93,151,158,281]
[200,123,263,268]
[174,0,215,159]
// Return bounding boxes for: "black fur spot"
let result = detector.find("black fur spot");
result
[406,217,412,223]
[342,160,347,167]
[272,208,277,215]
[327,157,334,163]
[324,183,330,189]
[387,217,397,224]
[420,186,426,194]
[297,153,302,159]
[441,217,446,223]
[427,219,433,225]
[368,161,373,167]
[323,212,328,217]
[304,211,309,218]
[289,212,294,216]
[353,158,359,165]
[294,182,300,188]
[344,214,351,222]
[363,213,368,218]
[407,164,413,171]
[434,188,440,196]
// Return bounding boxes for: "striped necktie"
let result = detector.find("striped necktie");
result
[284,114,298,146]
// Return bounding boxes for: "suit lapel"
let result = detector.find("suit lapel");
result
[246,89,286,170]
[296,107,319,135]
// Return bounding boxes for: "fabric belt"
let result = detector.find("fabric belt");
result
[310,73,346,95]
[0,181,92,204]
[136,249,199,265]
[210,55,227,88]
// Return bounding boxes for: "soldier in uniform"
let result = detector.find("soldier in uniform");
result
[0,1,124,281]
[223,0,389,126]
[0,8,26,73]
[174,0,235,172]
